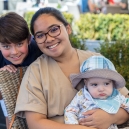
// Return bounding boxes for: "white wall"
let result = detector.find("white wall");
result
[0,1,3,14]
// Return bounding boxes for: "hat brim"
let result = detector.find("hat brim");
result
[70,69,125,89]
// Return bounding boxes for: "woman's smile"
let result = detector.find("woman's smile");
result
[47,42,60,49]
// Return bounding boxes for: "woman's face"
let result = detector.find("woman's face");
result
[33,14,72,58]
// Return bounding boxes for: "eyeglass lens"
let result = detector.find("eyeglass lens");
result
[35,25,61,44]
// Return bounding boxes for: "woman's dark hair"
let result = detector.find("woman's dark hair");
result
[0,12,30,44]
[30,7,69,35]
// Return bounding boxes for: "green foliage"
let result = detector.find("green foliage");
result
[69,35,87,50]
[96,40,129,89]
[24,11,86,50]
[57,3,61,9]
[24,11,35,29]
[76,13,129,41]
[62,12,74,25]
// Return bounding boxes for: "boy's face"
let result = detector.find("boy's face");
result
[0,39,29,65]
[84,77,113,99]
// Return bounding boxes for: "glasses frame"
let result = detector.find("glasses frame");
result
[34,24,63,44]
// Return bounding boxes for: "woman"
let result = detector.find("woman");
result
[15,7,129,129]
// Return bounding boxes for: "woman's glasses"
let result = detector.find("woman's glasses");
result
[34,24,63,44]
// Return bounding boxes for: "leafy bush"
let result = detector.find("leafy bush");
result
[76,13,129,41]
[24,11,35,30]
[96,40,129,89]
[24,11,86,50]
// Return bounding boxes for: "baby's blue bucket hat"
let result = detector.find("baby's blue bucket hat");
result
[70,56,125,89]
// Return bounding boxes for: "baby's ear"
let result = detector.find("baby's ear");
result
[84,79,88,84]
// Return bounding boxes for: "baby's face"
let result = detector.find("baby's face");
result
[84,77,113,99]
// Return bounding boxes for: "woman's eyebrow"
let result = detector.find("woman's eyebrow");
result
[48,24,56,29]
[35,31,44,36]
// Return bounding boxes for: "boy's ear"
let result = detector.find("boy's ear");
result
[28,34,31,45]
[66,24,72,35]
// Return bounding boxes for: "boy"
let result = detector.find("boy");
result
[65,56,129,129]
[0,12,42,128]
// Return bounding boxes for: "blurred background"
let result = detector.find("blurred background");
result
[0,0,129,128]
[0,0,129,17]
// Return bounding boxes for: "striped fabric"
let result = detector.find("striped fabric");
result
[80,56,116,73]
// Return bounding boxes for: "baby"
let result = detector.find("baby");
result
[65,55,129,129]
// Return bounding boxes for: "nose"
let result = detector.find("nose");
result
[10,46,18,55]
[98,85,104,92]
[45,34,55,43]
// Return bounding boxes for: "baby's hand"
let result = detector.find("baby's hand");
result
[0,65,17,72]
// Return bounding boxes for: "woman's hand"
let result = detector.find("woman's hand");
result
[79,109,114,129]
[79,108,129,129]
[0,65,17,72]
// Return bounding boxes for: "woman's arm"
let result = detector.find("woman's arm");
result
[6,117,9,129]
[25,111,97,129]
[114,108,129,124]
[79,108,129,129]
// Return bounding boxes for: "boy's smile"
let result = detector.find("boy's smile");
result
[0,39,29,65]
[10,54,22,61]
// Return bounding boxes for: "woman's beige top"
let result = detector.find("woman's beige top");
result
[15,49,128,123]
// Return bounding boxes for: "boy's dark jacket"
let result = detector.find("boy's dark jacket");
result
[0,39,42,68]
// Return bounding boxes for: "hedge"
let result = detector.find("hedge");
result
[76,13,129,41]
[96,40,129,90]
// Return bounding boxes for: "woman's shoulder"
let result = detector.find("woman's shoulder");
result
[24,54,48,75]
[28,54,54,68]
[77,49,100,56]
[77,49,101,63]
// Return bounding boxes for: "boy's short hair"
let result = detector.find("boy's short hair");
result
[0,12,30,44]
